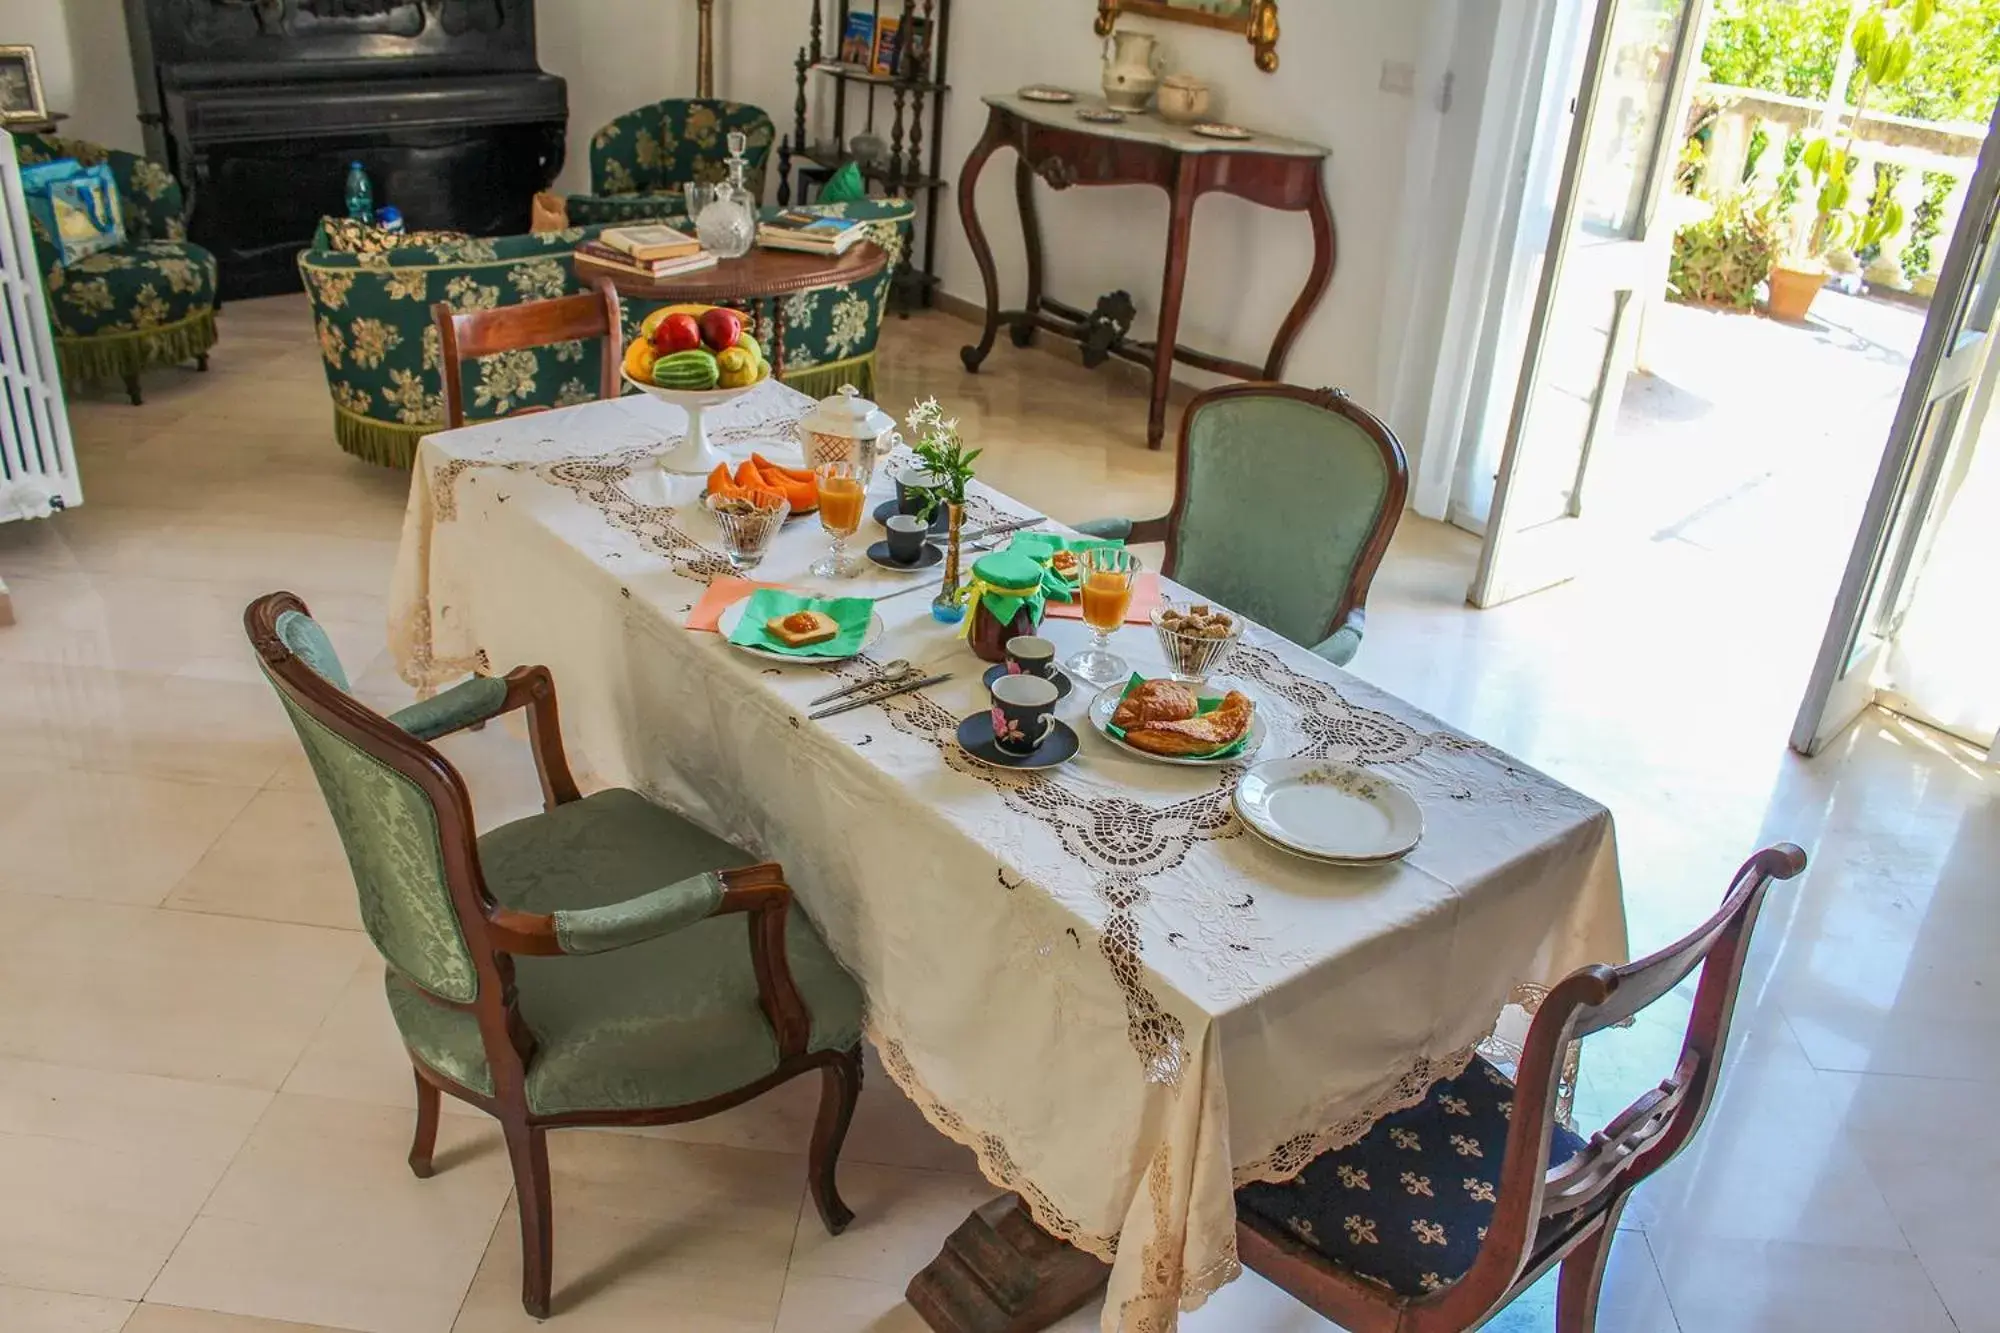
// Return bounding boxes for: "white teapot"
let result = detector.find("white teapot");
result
[798,385,898,481]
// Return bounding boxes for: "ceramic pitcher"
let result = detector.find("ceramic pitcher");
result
[1101,29,1162,112]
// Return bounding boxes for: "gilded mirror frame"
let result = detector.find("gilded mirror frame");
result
[1094,0,1280,73]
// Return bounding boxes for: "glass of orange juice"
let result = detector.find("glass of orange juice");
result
[1067,547,1143,686]
[811,460,866,578]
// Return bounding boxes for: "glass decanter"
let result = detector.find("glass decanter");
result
[695,131,758,260]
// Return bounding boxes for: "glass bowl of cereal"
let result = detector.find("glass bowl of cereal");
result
[705,490,790,571]
[1152,601,1242,683]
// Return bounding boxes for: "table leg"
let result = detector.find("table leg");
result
[1147,162,1199,451]
[1010,156,1045,349]
[906,1195,1111,1333]
[958,108,1009,374]
[1264,169,1338,381]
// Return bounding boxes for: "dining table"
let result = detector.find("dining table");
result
[387,380,1629,1333]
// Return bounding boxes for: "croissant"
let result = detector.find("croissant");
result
[1125,692,1254,758]
[1112,679,1199,730]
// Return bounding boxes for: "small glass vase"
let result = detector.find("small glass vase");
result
[931,501,966,624]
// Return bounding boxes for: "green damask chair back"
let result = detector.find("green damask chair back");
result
[255,600,484,1003]
[577,99,777,225]
[11,133,219,403]
[1078,384,1409,667]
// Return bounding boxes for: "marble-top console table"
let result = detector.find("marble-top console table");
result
[956,92,1335,450]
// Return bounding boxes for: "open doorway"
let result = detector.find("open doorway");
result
[1443,0,1997,752]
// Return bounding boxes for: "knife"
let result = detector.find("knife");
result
[960,515,1046,542]
[809,673,952,721]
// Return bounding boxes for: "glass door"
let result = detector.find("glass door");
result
[1790,97,2000,758]
[1468,0,1708,608]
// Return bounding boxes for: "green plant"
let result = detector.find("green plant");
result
[1703,0,1997,123]
[1857,161,1907,265]
[1743,124,1771,182]
[1670,192,1782,309]
[1793,0,1935,264]
[905,397,981,518]
[1902,169,1955,282]
[1775,135,1808,214]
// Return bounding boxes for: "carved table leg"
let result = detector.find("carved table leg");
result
[1264,168,1338,381]
[958,108,1010,374]
[1011,157,1045,349]
[907,1195,1110,1333]
[1146,161,1199,451]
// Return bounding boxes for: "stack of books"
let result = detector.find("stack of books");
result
[577,224,717,279]
[757,211,870,257]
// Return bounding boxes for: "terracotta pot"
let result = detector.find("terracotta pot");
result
[1767,265,1826,322]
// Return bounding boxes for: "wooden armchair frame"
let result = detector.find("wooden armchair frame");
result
[1124,382,1409,651]
[433,277,625,429]
[1239,843,1807,1333]
[246,592,861,1318]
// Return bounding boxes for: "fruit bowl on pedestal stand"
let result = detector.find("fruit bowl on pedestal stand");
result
[622,372,761,475]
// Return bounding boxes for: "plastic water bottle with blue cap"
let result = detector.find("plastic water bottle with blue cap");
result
[344,162,374,223]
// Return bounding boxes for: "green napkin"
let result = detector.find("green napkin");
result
[1105,673,1250,760]
[729,588,875,657]
[1008,533,1122,603]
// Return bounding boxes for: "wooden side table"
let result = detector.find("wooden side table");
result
[957,94,1335,450]
[574,243,888,380]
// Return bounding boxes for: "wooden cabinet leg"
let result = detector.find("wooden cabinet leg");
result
[958,108,1009,374]
[1147,165,1199,451]
[906,1194,1109,1333]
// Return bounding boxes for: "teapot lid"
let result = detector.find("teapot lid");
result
[801,384,897,440]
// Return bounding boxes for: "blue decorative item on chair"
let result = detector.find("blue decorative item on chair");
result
[21,159,125,266]
[1075,383,1409,667]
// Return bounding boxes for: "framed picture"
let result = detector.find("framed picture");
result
[1094,0,1280,72]
[0,46,46,124]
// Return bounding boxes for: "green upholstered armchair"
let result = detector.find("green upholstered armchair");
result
[12,133,219,405]
[299,222,633,468]
[301,200,912,466]
[566,99,777,226]
[1078,384,1409,667]
[246,592,865,1318]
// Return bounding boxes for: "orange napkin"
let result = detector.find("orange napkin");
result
[1045,572,1163,625]
[688,577,792,632]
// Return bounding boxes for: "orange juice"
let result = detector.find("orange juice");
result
[818,476,866,536]
[1081,568,1133,632]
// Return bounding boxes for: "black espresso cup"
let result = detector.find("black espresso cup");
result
[1005,635,1058,681]
[895,467,942,517]
[989,674,1059,758]
[885,514,929,564]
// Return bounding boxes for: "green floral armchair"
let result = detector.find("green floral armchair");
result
[566,99,777,227]
[301,198,913,467]
[12,133,219,404]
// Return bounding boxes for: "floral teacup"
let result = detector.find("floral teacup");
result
[989,674,1058,757]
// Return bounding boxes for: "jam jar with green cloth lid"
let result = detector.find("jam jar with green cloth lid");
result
[962,549,1049,663]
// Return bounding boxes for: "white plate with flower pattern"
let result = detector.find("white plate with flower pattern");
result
[1232,759,1423,864]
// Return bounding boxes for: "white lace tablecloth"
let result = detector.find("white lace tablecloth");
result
[388,383,1627,1332]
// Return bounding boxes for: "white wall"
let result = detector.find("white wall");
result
[701,0,1431,400]
[539,1,699,194]
[0,0,142,151]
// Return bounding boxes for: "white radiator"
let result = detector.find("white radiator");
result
[0,129,79,522]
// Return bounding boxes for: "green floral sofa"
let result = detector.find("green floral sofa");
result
[13,133,219,404]
[299,198,912,468]
[565,99,776,227]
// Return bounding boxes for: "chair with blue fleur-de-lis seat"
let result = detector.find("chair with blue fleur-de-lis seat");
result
[1235,844,1807,1333]
[245,590,866,1319]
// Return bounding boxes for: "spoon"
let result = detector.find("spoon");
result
[809,659,916,707]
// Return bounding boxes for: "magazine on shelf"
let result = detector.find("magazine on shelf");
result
[871,17,902,77]
[839,12,876,67]
[598,223,701,262]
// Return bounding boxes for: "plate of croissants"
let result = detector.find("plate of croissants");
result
[1089,678,1266,765]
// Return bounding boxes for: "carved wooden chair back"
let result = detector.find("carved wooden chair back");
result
[1239,842,1808,1332]
[433,278,624,429]
[244,591,538,1092]
[1166,382,1408,657]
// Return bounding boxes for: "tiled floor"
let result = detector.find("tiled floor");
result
[0,295,1992,1332]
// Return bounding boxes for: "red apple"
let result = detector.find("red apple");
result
[652,313,702,354]
[699,307,745,352]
